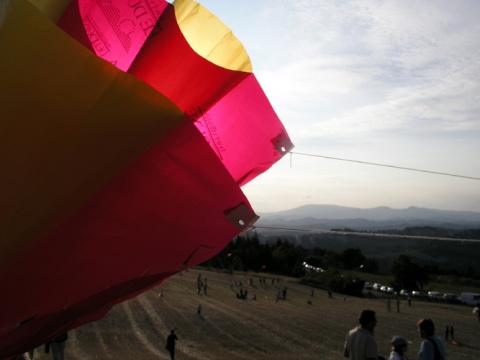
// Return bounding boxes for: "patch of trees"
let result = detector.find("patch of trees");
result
[202,233,305,277]
[201,233,379,295]
[297,226,480,279]
[385,226,480,239]
[387,254,480,292]
[390,254,430,291]
[300,270,366,297]
[201,230,480,296]
[202,232,379,276]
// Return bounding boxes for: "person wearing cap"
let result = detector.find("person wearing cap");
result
[344,309,385,360]
[388,336,409,360]
[417,318,446,360]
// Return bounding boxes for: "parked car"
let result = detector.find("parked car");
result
[443,293,458,302]
[428,291,441,299]
[373,283,382,291]
[400,289,411,296]
[412,290,427,297]
[460,292,480,305]
[364,282,373,290]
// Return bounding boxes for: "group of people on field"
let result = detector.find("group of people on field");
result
[344,309,446,360]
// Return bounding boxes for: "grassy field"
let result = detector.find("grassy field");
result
[31,268,480,359]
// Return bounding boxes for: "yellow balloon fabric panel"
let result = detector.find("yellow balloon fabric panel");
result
[173,0,252,72]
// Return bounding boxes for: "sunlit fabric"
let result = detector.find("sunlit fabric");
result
[0,0,292,357]
[61,0,292,185]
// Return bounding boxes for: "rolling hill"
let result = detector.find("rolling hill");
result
[258,205,480,230]
[254,205,480,274]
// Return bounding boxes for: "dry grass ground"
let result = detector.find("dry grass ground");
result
[31,268,479,359]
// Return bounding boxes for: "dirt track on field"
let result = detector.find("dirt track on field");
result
[31,268,480,359]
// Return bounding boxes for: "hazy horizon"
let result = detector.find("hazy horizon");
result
[258,203,480,215]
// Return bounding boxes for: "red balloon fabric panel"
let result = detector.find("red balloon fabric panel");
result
[0,120,256,357]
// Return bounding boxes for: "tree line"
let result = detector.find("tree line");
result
[201,231,479,297]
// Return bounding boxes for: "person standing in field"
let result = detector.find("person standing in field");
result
[165,329,178,360]
[344,309,385,360]
[417,318,446,360]
[473,304,480,321]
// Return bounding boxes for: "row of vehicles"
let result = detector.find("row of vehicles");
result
[364,282,395,294]
[364,282,480,305]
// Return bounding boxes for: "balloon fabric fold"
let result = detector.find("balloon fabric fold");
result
[0,0,293,357]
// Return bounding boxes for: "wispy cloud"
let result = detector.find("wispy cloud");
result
[254,0,480,139]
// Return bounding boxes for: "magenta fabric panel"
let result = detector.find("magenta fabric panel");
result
[59,0,169,71]
[195,74,294,186]
[0,120,256,357]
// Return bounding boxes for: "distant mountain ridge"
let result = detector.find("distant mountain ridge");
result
[257,205,480,230]
[255,205,480,275]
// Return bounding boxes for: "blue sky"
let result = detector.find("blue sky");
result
[196,0,480,213]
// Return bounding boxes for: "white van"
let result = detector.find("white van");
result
[460,293,480,305]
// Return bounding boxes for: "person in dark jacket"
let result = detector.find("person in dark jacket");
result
[165,329,178,360]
